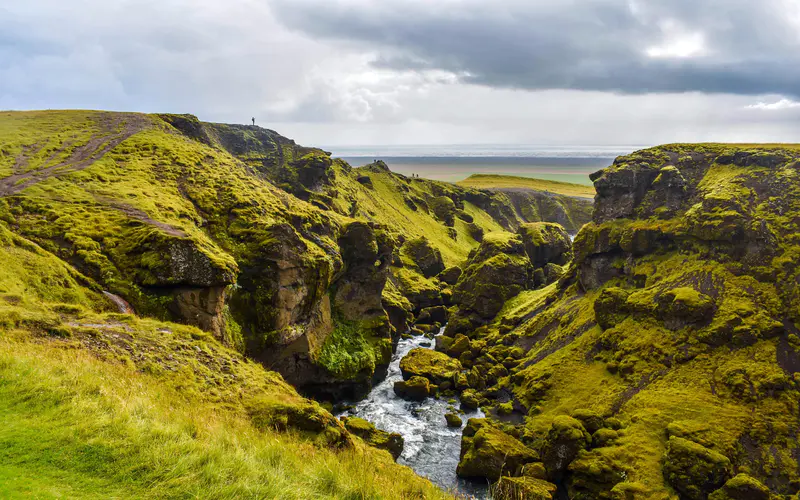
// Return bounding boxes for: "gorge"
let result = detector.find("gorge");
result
[2,110,800,500]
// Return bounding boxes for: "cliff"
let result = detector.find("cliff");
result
[436,144,800,498]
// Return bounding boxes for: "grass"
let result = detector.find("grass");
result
[457,174,596,199]
[0,333,451,499]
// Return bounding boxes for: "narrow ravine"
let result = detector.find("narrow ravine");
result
[338,329,490,499]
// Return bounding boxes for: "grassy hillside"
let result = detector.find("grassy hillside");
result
[458,174,596,199]
[436,144,800,498]
[0,220,448,499]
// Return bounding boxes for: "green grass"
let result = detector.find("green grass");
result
[457,174,596,198]
[0,334,450,499]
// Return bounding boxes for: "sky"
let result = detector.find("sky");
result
[1,0,800,147]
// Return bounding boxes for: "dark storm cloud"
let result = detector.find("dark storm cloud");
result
[270,0,800,97]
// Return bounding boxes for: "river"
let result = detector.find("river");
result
[338,329,490,499]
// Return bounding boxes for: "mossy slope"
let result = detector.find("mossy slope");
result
[440,144,800,499]
[0,219,447,499]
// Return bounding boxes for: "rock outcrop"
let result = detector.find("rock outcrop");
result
[341,416,404,460]
[402,237,445,278]
[457,419,538,480]
[399,348,462,385]
[663,437,732,500]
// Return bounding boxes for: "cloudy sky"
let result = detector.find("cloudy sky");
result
[2,0,800,146]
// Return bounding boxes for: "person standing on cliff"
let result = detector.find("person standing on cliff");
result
[251,117,255,126]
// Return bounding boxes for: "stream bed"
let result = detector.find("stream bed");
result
[338,329,490,498]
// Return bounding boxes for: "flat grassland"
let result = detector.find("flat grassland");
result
[457,174,596,199]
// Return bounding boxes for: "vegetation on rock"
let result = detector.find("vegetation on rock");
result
[436,143,800,499]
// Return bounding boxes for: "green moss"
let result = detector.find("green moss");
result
[399,348,462,384]
[315,317,386,380]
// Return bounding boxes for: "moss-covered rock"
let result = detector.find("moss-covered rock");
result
[393,376,431,401]
[517,222,573,268]
[399,348,462,385]
[416,305,448,325]
[460,388,481,410]
[457,419,538,480]
[448,334,472,358]
[445,412,463,428]
[708,474,770,500]
[663,437,732,500]
[541,416,591,481]
[429,196,456,226]
[402,237,445,278]
[438,266,463,285]
[449,233,532,331]
[492,476,557,500]
[571,408,606,434]
[341,416,404,460]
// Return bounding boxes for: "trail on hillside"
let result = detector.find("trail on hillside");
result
[0,113,148,197]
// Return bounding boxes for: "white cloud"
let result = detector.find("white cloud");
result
[746,98,800,110]
[645,20,708,59]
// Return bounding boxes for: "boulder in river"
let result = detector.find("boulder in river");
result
[393,376,431,401]
[400,348,462,385]
[445,412,463,428]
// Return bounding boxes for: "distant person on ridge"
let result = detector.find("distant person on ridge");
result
[251,117,255,126]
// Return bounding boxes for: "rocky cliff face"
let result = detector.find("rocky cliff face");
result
[433,144,800,499]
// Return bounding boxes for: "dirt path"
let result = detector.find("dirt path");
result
[107,202,187,238]
[0,113,149,197]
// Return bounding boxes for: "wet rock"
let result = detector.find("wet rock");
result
[341,416,404,460]
[400,348,462,385]
[393,376,431,401]
[457,418,538,480]
[445,412,463,428]
[403,237,445,278]
[663,437,732,500]
[540,415,591,481]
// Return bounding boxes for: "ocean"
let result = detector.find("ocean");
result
[327,145,646,185]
